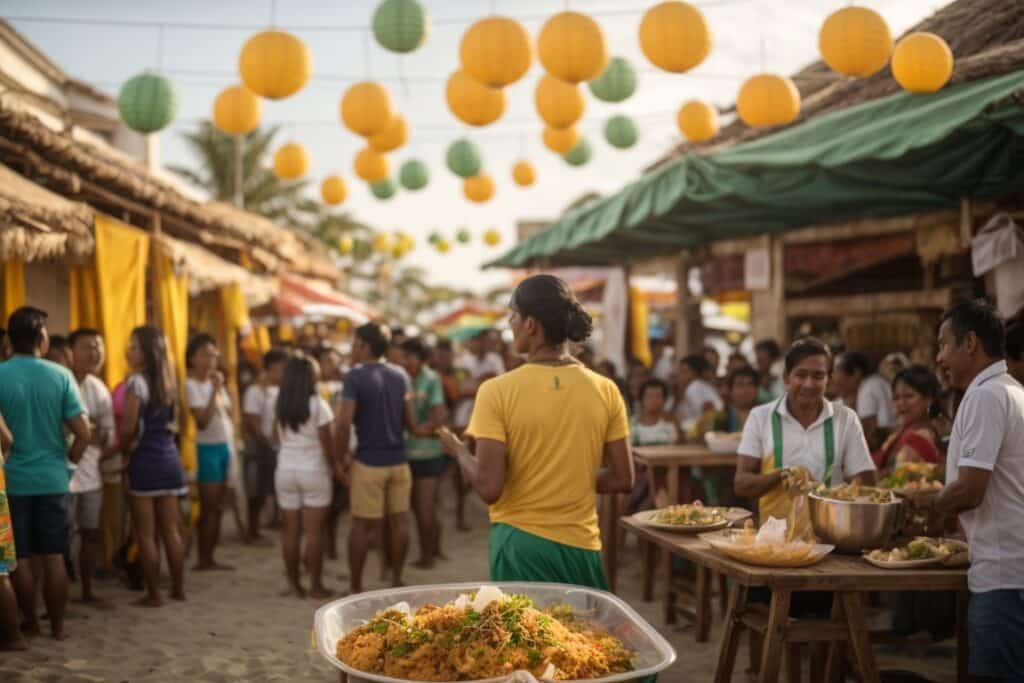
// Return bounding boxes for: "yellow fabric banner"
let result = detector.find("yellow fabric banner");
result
[1,259,25,324]
[630,286,652,368]
[156,252,194,473]
[219,283,250,431]
[95,214,149,388]
[69,265,101,330]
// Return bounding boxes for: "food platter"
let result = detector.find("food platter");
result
[863,538,967,570]
[632,506,752,534]
[699,529,834,568]
[704,431,742,454]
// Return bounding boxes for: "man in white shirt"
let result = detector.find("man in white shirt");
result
[833,350,897,449]
[674,354,723,428]
[932,300,1024,681]
[453,331,505,429]
[68,328,117,607]
[242,348,287,544]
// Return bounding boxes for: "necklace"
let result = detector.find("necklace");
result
[525,349,577,366]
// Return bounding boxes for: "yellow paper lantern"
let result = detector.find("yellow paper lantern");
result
[819,6,893,78]
[368,115,408,152]
[460,16,533,87]
[436,238,451,254]
[512,160,536,187]
[372,232,392,253]
[213,84,262,135]
[891,32,954,94]
[396,232,415,252]
[542,126,580,154]
[338,236,354,254]
[535,75,584,130]
[340,81,394,137]
[677,100,719,142]
[446,70,506,127]
[484,229,501,246]
[354,147,390,182]
[321,175,348,205]
[464,174,495,203]
[239,30,312,100]
[639,2,712,74]
[537,12,608,84]
[273,142,309,180]
[736,74,801,128]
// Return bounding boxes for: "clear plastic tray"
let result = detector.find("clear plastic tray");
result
[314,582,676,683]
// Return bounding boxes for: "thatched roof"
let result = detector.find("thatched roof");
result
[654,0,1024,166]
[155,233,278,306]
[0,100,338,281]
[0,162,94,262]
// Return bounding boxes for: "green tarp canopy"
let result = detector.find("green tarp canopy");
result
[486,70,1024,269]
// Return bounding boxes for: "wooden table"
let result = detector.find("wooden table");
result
[630,446,738,634]
[621,516,969,683]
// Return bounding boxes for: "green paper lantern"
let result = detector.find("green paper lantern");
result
[372,0,429,54]
[588,57,636,103]
[446,139,482,178]
[118,72,178,133]
[604,115,638,149]
[563,138,592,166]
[353,238,373,261]
[428,231,442,245]
[371,177,397,199]
[456,228,471,244]
[399,159,429,190]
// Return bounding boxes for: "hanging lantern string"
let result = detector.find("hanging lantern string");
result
[397,56,409,98]
[269,0,278,27]
[363,30,372,78]
[6,0,751,33]
[155,25,165,72]
[759,35,766,72]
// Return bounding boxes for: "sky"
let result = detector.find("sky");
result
[6,0,945,293]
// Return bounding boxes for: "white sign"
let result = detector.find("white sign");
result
[744,248,770,290]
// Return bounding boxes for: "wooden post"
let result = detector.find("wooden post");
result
[771,233,787,345]
[149,212,163,326]
[233,134,244,208]
[621,262,632,373]
[675,253,690,358]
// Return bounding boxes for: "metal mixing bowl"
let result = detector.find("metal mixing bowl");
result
[808,493,904,553]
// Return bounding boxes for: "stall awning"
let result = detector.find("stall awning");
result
[486,69,1024,269]
[275,273,377,323]
[155,234,277,307]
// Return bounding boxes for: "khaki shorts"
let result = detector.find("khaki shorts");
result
[350,461,412,520]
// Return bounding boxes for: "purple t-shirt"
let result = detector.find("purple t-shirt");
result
[342,362,409,467]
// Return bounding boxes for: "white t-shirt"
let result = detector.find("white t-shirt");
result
[70,374,115,493]
[675,379,723,425]
[185,377,233,445]
[277,395,334,473]
[945,361,1024,593]
[243,383,278,441]
[454,352,505,427]
[856,374,897,429]
[738,395,876,485]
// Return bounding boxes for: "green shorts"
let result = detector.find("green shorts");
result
[488,523,608,590]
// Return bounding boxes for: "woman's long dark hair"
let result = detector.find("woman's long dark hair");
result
[276,353,318,432]
[511,274,593,346]
[131,325,176,409]
[892,364,942,420]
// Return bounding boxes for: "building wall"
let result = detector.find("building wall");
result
[24,261,70,334]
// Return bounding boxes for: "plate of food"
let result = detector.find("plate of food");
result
[633,503,752,533]
[863,537,968,569]
[880,462,944,497]
[705,431,742,454]
[315,583,676,683]
[699,520,834,568]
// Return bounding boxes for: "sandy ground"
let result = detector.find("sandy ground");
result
[2,492,958,683]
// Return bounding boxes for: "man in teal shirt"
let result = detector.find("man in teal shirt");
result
[0,307,89,641]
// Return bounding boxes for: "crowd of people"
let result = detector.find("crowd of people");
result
[0,278,1021,681]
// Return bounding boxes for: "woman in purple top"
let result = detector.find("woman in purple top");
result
[120,326,187,607]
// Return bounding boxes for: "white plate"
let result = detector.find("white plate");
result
[634,507,752,534]
[705,431,742,454]
[862,539,968,570]
[699,530,835,568]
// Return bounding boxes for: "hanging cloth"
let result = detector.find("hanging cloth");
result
[69,264,101,330]
[94,214,149,388]
[156,252,194,473]
[629,285,652,368]
[758,396,834,539]
[1,259,25,324]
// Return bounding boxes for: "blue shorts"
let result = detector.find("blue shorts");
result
[9,494,69,559]
[969,589,1024,681]
[197,443,231,484]
[409,457,448,479]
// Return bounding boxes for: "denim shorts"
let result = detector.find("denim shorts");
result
[197,442,231,484]
[9,494,70,558]
[969,589,1024,681]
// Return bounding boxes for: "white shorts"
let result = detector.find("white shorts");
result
[274,468,331,510]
